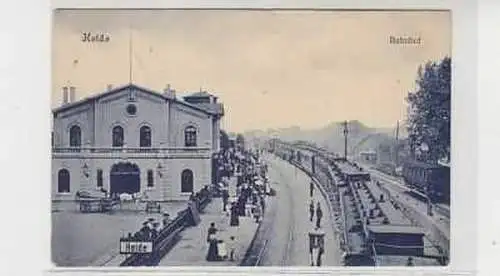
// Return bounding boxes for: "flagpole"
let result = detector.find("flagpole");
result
[128,21,133,84]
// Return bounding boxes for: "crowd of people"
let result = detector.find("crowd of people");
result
[206,148,270,262]
[121,212,172,243]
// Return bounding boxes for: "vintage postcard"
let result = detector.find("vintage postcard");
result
[50,8,453,270]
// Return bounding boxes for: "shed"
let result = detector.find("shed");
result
[367,224,425,256]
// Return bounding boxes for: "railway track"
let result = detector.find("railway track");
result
[267,141,450,265]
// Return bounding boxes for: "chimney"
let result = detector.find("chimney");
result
[107,84,113,91]
[163,84,170,93]
[163,84,176,99]
[62,86,69,105]
[69,86,76,102]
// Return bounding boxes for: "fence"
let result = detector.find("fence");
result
[120,191,212,266]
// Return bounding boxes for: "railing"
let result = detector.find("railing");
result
[53,147,212,154]
[120,189,212,266]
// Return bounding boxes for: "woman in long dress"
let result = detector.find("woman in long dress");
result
[230,202,240,226]
[206,222,219,261]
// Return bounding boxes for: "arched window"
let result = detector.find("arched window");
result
[181,169,194,193]
[184,126,197,147]
[96,169,103,188]
[112,126,124,147]
[58,169,70,193]
[147,170,154,187]
[140,126,152,147]
[69,125,81,147]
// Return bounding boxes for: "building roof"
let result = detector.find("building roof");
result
[190,102,224,115]
[367,224,425,235]
[184,91,216,98]
[52,83,223,117]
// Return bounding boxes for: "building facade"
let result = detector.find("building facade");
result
[51,84,224,201]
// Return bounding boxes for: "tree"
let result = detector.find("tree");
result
[406,57,451,163]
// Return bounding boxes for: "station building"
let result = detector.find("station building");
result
[51,83,224,201]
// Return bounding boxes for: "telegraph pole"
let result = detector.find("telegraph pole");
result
[343,121,348,161]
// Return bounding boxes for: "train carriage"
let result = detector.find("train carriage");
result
[402,161,450,203]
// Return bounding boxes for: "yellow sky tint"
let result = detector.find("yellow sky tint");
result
[52,9,451,132]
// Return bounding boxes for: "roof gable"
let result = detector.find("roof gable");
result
[52,83,222,117]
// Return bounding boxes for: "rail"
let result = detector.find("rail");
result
[239,183,277,266]
[270,140,451,265]
[289,159,347,260]
[239,219,266,266]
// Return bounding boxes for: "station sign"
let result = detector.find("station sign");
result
[119,240,153,254]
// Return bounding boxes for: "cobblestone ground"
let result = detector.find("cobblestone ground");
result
[51,201,186,267]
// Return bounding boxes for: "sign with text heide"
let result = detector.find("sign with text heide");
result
[120,241,153,254]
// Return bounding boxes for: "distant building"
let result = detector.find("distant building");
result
[359,150,377,163]
[51,84,224,201]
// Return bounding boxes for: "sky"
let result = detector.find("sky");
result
[52,9,451,133]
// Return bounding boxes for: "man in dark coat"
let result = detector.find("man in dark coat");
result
[230,202,240,226]
[316,203,323,228]
[309,181,314,197]
[309,200,315,222]
[138,221,151,241]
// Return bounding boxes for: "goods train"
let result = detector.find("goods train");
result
[402,160,450,204]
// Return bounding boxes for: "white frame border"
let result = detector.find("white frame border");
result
[39,0,477,275]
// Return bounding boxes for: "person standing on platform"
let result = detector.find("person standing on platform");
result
[310,181,314,197]
[162,212,171,228]
[151,222,160,240]
[309,200,315,222]
[230,202,240,226]
[222,189,229,212]
[228,236,237,261]
[253,203,262,223]
[315,202,323,228]
[260,195,266,213]
[316,227,325,266]
[139,221,151,241]
[206,222,219,261]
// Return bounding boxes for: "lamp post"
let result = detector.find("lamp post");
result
[157,162,163,178]
[82,163,90,178]
[343,121,348,161]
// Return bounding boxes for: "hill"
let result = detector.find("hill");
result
[242,120,407,160]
